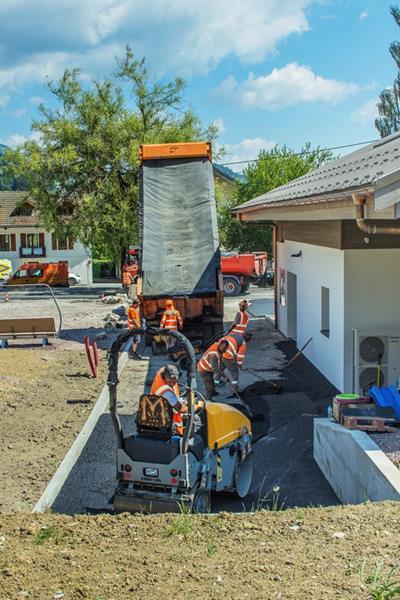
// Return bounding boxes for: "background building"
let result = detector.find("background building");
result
[0,191,92,284]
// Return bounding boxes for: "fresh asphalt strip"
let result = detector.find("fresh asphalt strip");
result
[40,331,339,515]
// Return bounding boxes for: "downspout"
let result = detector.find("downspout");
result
[353,193,400,235]
[237,211,278,329]
[271,223,278,330]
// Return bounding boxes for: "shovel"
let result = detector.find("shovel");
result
[222,377,265,422]
[243,368,282,394]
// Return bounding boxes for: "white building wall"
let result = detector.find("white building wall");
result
[0,227,92,285]
[343,248,400,390]
[277,240,345,390]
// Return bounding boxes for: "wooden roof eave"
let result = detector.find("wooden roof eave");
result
[232,186,400,223]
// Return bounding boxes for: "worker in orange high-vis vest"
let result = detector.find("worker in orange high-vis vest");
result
[126,298,145,360]
[122,267,134,299]
[197,339,229,401]
[150,364,187,435]
[229,299,250,335]
[160,299,183,350]
[222,332,253,395]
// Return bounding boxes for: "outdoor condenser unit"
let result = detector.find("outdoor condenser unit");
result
[352,328,400,393]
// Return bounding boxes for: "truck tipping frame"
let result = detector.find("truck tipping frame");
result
[137,141,224,345]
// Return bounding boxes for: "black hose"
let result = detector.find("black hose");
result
[108,327,197,452]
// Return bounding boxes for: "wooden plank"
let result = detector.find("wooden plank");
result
[280,221,342,249]
[342,220,400,249]
[0,317,56,336]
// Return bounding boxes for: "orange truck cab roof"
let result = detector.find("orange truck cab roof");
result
[140,141,212,162]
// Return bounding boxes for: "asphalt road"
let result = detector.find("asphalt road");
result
[52,286,339,514]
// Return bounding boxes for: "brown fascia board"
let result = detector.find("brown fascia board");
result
[233,186,374,215]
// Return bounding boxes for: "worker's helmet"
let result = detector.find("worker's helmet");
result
[163,364,181,380]
[165,299,173,307]
[132,298,139,305]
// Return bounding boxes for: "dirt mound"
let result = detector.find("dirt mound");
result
[0,503,399,599]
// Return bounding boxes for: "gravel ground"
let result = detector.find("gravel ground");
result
[370,430,400,470]
[0,285,128,350]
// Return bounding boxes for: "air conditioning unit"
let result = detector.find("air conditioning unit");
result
[352,328,400,393]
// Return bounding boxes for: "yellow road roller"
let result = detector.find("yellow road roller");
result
[108,327,253,513]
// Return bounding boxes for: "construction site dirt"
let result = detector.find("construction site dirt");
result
[0,503,398,600]
[0,348,107,512]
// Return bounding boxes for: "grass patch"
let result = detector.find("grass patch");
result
[35,526,68,546]
[206,541,217,557]
[165,503,192,540]
[361,560,400,599]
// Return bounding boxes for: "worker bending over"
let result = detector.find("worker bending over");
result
[150,364,187,435]
[222,332,253,394]
[228,299,250,335]
[126,298,146,360]
[197,339,229,401]
[160,299,183,350]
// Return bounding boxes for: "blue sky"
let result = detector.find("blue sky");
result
[0,0,397,171]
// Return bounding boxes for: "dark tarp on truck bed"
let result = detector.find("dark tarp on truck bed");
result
[139,157,220,297]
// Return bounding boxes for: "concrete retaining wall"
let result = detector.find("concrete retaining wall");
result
[314,418,400,504]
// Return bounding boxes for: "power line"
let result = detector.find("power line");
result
[219,138,379,168]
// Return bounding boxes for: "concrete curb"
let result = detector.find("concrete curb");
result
[33,344,130,513]
[314,418,400,504]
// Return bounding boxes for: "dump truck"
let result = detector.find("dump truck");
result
[221,251,268,296]
[137,141,224,345]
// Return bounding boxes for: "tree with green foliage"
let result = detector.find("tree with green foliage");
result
[376,5,400,137]
[5,47,217,263]
[217,143,333,253]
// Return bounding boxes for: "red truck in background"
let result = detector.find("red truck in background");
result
[221,251,268,296]
[123,248,269,296]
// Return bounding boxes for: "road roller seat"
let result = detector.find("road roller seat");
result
[136,394,174,439]
[124,394,205,463]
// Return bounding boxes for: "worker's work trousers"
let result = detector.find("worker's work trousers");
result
[223,358,239,391]
[199,370,216,401]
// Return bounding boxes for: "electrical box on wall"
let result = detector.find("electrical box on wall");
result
[352,328,400,393]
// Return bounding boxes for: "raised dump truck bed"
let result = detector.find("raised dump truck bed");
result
[137,141,224,344]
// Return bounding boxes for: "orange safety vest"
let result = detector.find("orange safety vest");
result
[197,342,221,373]
[222,334,247,367]
[150,369,183,435]
[122,271,133,286]
[160,309,183,331]
[127,306,140,329]
[231,310,249,335]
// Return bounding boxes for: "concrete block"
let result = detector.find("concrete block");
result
[314,418,400,504]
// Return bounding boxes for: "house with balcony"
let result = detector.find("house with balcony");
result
[0,191,92,284]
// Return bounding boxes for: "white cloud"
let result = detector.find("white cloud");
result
[213,63,358,109]
[212,117,226,134]
[0,0,316,88]
[351,98,379,124]
[359,10,368,21]
[0,131,41,147]
[0,94,9,108]
[220,137,276,172]
[1,133,27,147]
